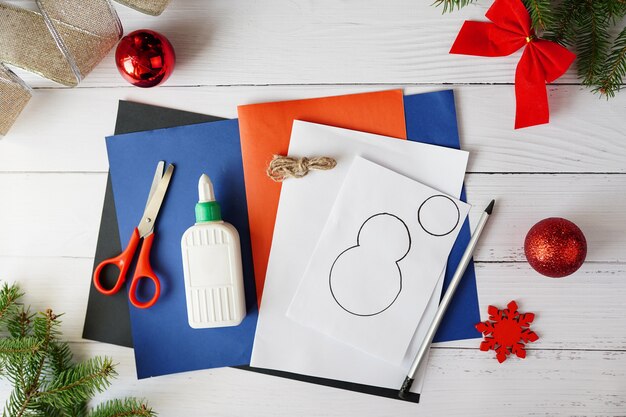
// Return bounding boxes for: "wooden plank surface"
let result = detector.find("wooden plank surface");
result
[2,85,625,173]
[7,0,589,88]
[1,0,625,415]
[0,342,621,417]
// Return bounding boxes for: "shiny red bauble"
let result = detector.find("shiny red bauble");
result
[115,29,175,88]
[524,217,587,278]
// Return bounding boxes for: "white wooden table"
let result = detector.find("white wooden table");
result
[2,1,626,415]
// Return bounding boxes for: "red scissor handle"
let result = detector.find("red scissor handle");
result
[128,233,161,309]
[93,228,141,295]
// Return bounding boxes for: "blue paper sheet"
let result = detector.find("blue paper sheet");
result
[404,90,480,342]
[106,119,257,378]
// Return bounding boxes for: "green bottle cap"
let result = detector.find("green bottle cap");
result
[195,201,221,222]
[195,174,221,222]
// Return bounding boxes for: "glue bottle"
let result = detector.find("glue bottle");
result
[181,174,246,328]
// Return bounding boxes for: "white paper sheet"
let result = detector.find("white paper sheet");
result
[287,157,470,364]
[251,121,469,394]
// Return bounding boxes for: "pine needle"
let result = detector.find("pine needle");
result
[2,387,32,417]
[7,307,34,339]
[545,0,581,45]
[38,357,117,410]
[606,0,626,20]
[575,1,612,86]
[595,25,626,97]
[45,341,74,378]
[88,398,157,417]
[522,0,554,31]
[0,283,23,328]
[432,0,476,13]
[0,337,41,357]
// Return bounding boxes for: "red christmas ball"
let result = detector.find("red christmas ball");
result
[524,217,587,278]
[115,29,175,88]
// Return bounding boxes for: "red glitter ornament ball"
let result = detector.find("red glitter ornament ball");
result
[524,217,587,278]
[115,29,175,88]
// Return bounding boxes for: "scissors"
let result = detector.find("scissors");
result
[93,161,174,309]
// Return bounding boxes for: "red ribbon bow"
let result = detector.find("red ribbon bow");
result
[450,0,576,129]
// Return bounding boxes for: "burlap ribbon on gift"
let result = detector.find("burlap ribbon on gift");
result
[0,0,170,136]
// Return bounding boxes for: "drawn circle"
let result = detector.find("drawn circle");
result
[329,213,411,317]
[418,195,460,237]
[358,213,411,258]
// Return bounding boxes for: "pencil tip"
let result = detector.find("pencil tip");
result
[398,377,414,399]
[485,199,495,215]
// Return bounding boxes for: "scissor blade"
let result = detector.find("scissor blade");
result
[146,161,165,206]
[137,164,174,237]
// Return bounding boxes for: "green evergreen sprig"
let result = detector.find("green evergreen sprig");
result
[435,0,626,97]
[522,0,553,30]
[432,0,477,13]
[0,283,156,417]
[0,284,23,328]
[88,399,156,417]
[595,24,626,96]
[576,1,612,87]
[544,0,581,45]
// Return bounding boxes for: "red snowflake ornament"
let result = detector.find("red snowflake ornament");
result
[476,300,539,363]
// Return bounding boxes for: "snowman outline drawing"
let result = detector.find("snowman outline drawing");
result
[329,212,411,317]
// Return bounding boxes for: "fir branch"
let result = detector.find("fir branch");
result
[88,398,156,417]
[0,337,42,391]
[432,0,476,13]
[2,306,36,407]
[595,25,626,97]
[2,387,33,417]
[36,404,73,417]
[32,309,62,343]
[7,309,61,417]
[0,283,23,327]
[12,380,38,417]
[545,0,580,45]
[0,337,41,357]
[606,0,626,20]
[0,282,155,416]
[522,0,554,31]
[31,309,58,380]
[45,341,73,378]
[38,357,117,410]
[7,307,34,339]
[576,1,612,86]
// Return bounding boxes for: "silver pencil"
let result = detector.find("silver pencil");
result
[398,199,495,399]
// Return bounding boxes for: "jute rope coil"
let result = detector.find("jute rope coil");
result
[267,155,337,182]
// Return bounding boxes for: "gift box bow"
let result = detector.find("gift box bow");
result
[450,0,576,129]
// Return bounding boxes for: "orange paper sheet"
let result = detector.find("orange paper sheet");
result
[237,90,407,306]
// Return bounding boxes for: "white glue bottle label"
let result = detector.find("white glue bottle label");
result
[181,174,246,328]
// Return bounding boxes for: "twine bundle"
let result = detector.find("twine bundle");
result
[0,0,171,136]
[267,155,337,182]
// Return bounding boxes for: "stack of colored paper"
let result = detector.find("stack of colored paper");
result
[83,89,480,403]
